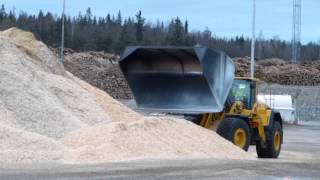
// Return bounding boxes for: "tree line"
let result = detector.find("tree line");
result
[0,4,319,61]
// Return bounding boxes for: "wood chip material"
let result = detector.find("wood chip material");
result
[0,28,253,164]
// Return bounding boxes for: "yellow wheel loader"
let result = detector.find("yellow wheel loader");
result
[120,46,283,158]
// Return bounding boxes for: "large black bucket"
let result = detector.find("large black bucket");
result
[119,46,235,113]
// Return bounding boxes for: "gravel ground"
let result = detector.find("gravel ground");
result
[1,123,319,179]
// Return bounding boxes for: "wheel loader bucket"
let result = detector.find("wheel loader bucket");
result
[119,46,235,113]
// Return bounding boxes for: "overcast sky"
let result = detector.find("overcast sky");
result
[1,0,319,44]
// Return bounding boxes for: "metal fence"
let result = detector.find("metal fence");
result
[296,106,320,122]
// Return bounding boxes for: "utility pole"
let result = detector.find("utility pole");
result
[318,40,320,59]
[60,0,66,64]
[250,0,256,78]
[292,0,301,63]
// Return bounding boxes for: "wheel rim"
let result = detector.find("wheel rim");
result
[274,130,281,152]
[234,128,246,149]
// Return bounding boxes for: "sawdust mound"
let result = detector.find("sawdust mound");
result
[63,117,252,163]
[0,28,110,139]
[63,80,252,162]
[0,28,110,163]
[0,28,252,163]
[0,123,63,163]
[1,28,65,76]
[76,79,141,123]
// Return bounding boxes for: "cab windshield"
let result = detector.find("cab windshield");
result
[227,79,254,109]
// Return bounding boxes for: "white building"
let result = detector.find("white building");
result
[258,94,296,123]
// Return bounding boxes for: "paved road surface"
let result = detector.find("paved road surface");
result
[1,123,320,179]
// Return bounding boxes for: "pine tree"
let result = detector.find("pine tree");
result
[116,11,122,25]
[135,10,145,43]
[0,4,6,23]
[184,20,189,35]
[86,8,92,24]
[0,4,318,60]
[169,17,184,45]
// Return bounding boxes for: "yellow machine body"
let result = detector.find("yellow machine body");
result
[200,77,271,143]
[199,77,283,158]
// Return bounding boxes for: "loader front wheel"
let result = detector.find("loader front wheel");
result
[217,118,251,151]
[256,121,282,158]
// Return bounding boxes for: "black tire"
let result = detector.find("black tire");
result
[256,121,282,158]
[217,118,251,151]
[183,114,203,125]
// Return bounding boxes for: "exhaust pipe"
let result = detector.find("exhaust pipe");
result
[119,46,235,113]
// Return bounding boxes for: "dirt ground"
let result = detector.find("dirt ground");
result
[0,122,319,180]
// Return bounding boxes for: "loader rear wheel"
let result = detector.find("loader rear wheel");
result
[256,121,282,158]
[217,118,251,151]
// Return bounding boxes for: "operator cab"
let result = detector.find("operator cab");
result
[227,78,257,109]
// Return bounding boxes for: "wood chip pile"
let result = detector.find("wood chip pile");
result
[234,57,320,86]
[0,28,252,164]
[63,53,320,100]
[63,51,132,99]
